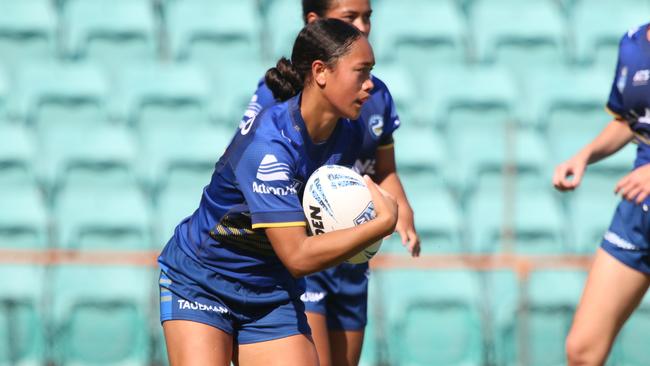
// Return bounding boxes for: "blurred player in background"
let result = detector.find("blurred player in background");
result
[158,19,397,366]
[553,23,650,366]
[242,1,420,365]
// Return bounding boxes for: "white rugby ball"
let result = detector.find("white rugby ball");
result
[302,165,382,264]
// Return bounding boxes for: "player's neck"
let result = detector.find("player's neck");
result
[300,87,340,143]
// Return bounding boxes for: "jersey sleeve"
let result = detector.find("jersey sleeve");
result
[233,136,306,230]
[605,35,627,120]
[378,83,401,149]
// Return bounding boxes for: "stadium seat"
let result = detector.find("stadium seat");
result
[471,0,567,70]
[572,0,650,66]
[63,0,158,66]
[155,164,212,245]
[371,0,467,67]
[612,291,650,365]
[394,127,448,181]
[50,266,153,365]
[372,64,419,126]
[55,181,152,250]
[359,272,384,366]
[483,269,519,366]
[208,59,268,129]
[0,185,48,249]
[111,63,229,187]
[167,0,262,64]
[522,66,612,128]
[467,178,566,253]
[0,0,57,68]
[378,269,484,365]
[265,0,304,60]
[0,265,46,365]
[0,124,36,187]
[569,172,619,253]
[523,270,586,366]
[0,67,8,122]
[10,62,110,127]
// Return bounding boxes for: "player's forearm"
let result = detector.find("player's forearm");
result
[289,217,393,277]
[379,172,411,214]
[580,120,634,165]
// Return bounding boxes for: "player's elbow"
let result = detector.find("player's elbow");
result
[283,256,313,278]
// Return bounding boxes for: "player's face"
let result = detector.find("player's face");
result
[324,0,372,37]
[323,37,374,119]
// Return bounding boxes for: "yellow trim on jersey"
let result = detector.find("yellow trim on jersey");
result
[252,221,307,229]
[605,106,624,120]
[377,143,394,151]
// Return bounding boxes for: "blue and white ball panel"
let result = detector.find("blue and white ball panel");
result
[601,199,650,274]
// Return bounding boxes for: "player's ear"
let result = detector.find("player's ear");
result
[305,12,319,24]
[312,60,328,87]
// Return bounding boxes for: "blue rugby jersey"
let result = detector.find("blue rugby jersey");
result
[607,23,650,168]
[242,75,401,176]
[159,94,364,292]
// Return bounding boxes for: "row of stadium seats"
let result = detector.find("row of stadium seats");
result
[0,167,627,254]
[1,0,648,71]
[0,61,617,128]
[3,265,648,366]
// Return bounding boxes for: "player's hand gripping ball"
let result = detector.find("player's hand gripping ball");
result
[303,165,382,264]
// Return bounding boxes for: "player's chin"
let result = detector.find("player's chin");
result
[345,102,363,119]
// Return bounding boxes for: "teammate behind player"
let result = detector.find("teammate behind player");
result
[553,24,650,366]
[158,19,397,366]
[242,1,420,364]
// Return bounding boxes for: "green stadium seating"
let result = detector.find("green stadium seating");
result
[378,269,484,365]
[523,270,586,366]
[468,178,566,253]
[155,164,212,245]
[522,66,611,128]
[371,0,467,67]
[208,59,268,128]
[265,0,304,60]
[167,0,261,64]
[0,0,57,68]
[63,0,158,66]
[111,63,228,186]
[471,0,567,70]
[612,291,650,366]
[0,185,48,249]
[0,124,36,187]
[0,265,46,366]
[572,0,650,66]
[359,272,384,366]
[50,266,153,365]
[55,181,152,250]
[483,269,519,366]
[569,173,619,253]
[394,127,448,181]
[372,64,418,127]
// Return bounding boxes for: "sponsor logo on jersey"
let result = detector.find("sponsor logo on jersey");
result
[252,181,298,196]
[353,158,376,176]
[240,94,261,135]
[256,154,291,181]
[369,114,384,138]
[354,202,375,225]
[617,67,628,94]
[637,108,650,125]
[177,299,229,314]
[633,69,650,86]
[300,291,326,303]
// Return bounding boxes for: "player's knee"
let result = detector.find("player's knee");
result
[565,332,602,366]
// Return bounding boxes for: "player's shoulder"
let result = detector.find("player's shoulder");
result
[369,74,389,95]
[620,23,649,45]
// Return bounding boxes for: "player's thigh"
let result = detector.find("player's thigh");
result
[236,334,319,366]
[569,248,650,349]
[163,320,233,366]
[329,329,365,366]
[307,311,333,366]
